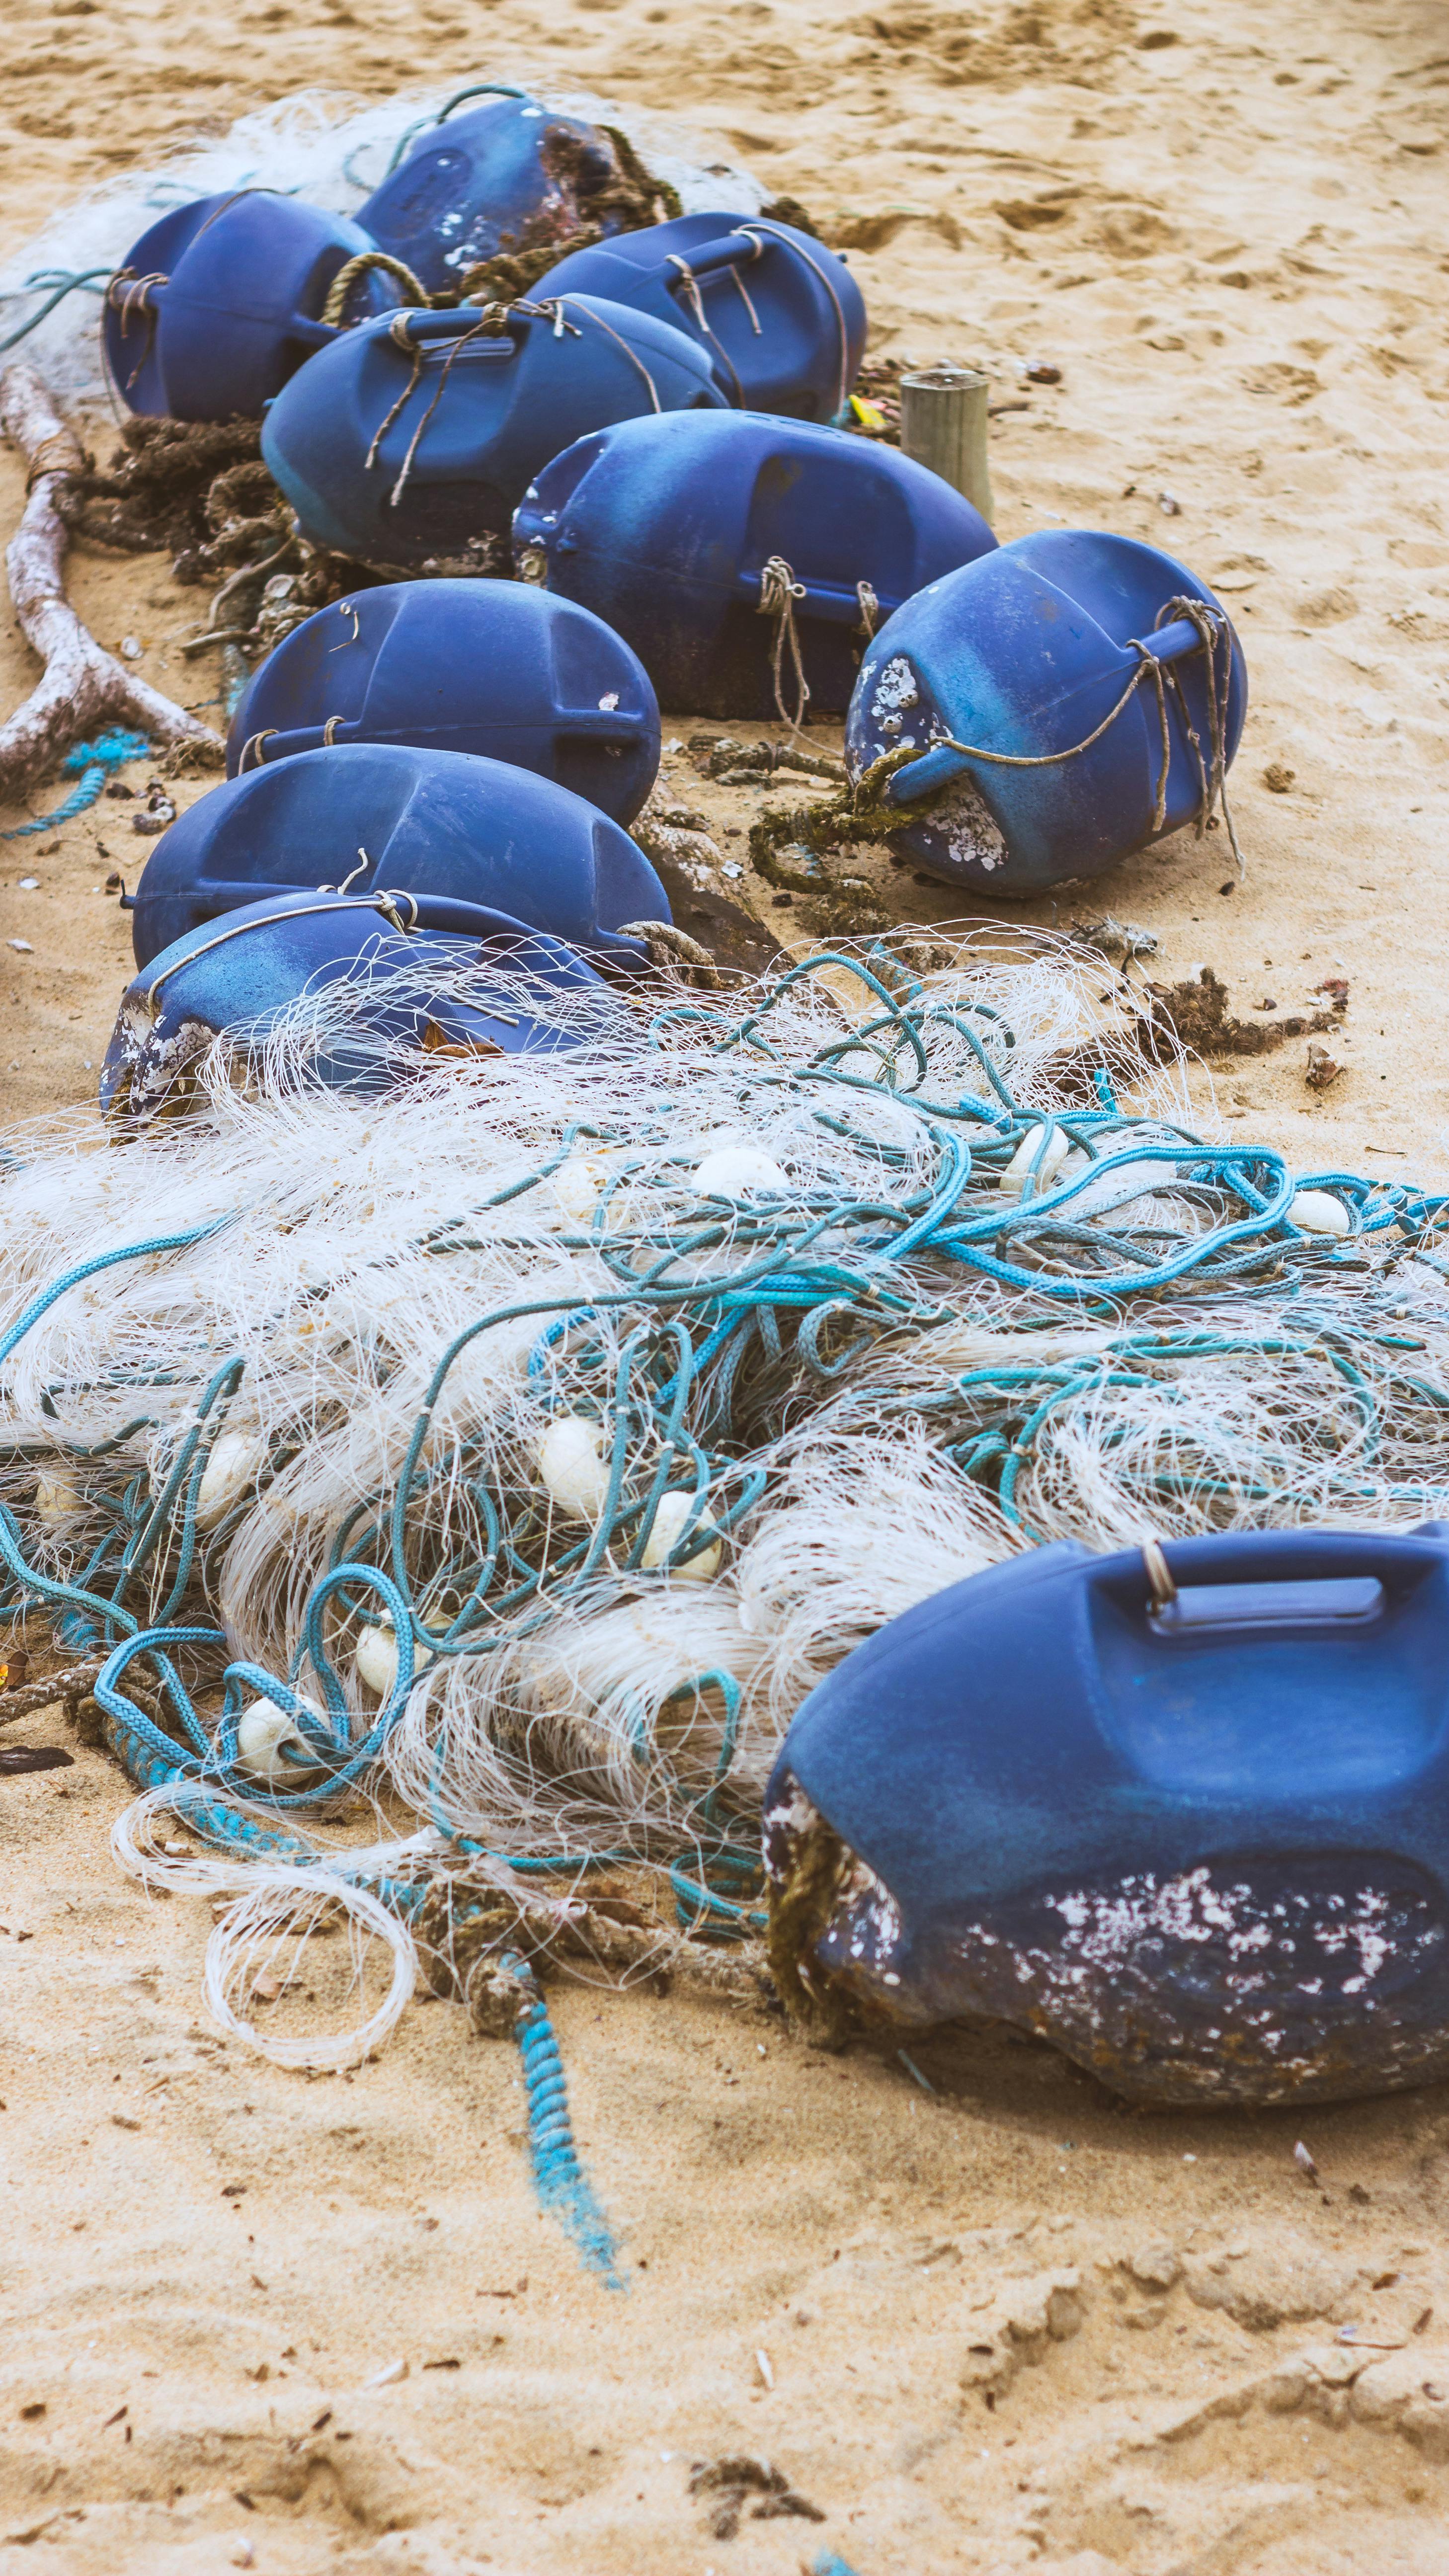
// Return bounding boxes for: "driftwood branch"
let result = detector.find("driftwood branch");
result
[0,362,224,797]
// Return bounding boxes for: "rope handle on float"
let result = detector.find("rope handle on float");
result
[859,594,1245,875]
[365,295,657,506]
[319,249,434,329]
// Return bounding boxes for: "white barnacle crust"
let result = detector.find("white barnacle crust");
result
[930,771,1009,875]
[870,654,919,721]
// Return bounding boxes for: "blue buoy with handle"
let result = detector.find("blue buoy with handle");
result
[124,741,670,972]
[533,211,867,421]
[767,1523,1449,2107]
[843,528,1248,893]
[102,888,606,1123]
[103,191,406,421]
[226,579,660,826]
[513,408,997,723]
[358,88,643,299]
[262,294,726,574]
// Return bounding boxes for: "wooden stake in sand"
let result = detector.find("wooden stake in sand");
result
[0,362,223,798]
[899,364,994,525]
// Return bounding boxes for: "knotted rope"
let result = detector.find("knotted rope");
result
[665,253,745,403]
[617,918,724,987]
[748,598,1244,881]
[857,596,1242,850]
[105,269,167,393]
[319,249,432,330]
[367,298,655,509]
[758,554,810,733]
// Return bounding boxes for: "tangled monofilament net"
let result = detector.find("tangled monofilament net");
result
[3,928,1448,2062]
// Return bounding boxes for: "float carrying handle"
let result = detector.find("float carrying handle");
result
[237,711,652,764]
[673,230,770,279]
[882,611,1216,808]
[1136,616,1209,665]
[735,569,899,629]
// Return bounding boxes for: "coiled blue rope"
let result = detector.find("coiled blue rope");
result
[509,1958,624,2288]
[3,729,150,842]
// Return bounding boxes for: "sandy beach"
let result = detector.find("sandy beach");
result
[1,0,1448,2569]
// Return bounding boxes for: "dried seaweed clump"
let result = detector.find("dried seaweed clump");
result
[1144,966,1344,1062]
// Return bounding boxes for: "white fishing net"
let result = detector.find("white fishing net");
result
[2,929,1445,2059]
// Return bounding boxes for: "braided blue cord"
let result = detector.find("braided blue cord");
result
[0,265,110,355]
[3,730,150,842]
[511,1966,624,2288]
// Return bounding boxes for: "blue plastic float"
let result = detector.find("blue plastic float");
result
[766,1525,1449,2107]
[104,192,405,420]
[513,409,998,720]
[125,742,670,971]
[226,580,660,825]
[102,890,603,1120]
[843,529,1248,894]
[358,89,633,298]
[262,296,726,573]
[533,212,866,420]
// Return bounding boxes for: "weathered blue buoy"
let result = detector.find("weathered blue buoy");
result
[532,212,866,421]
[358,90,642,298]
[844,529,1248,894]
[126,743,670,972]
[226,580,660,825]
[104,192,405,421]
[767,1524,1449,2108]
[103,891,604,1121]
[512,409,997,720]
[262,297,726,574]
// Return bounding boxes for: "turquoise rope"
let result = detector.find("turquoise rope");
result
[0,265,110,355]
[510,1961,624,2287]
[0,940,1445,2001]
[381,81,529,177]
[3,730,150,842]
